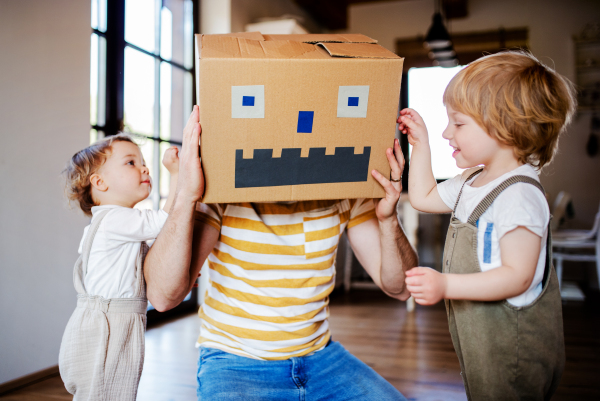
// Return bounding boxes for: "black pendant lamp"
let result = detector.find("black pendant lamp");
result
[424,1,458,67]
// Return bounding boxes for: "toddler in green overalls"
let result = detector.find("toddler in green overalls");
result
[398,51,576,400]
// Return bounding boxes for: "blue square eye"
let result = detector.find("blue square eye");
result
[348,97,359,107]
[242,96,255,106]
[297,111,314,133]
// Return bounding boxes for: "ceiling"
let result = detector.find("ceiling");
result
[293,0,468,31]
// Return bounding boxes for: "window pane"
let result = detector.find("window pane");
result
[91,0,107,32]
[90,34,99,127]
[160,7,173,61]
[160,62,172,140]
[160,63,191,142]
[408,66,465,180]
[90,34,106,128]
[90,129,104,145]
[162,0,194,67]
[124,48,155,136]
[184,0,193,69]
[160,64,187,143]
[125,0,157,53]
[184,71,193,137]
[159,141,176,199]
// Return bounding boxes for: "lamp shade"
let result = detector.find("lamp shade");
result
[428,46,456,60]
[425,13,451,49]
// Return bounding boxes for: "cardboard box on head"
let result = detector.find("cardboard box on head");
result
[195,32,404,203]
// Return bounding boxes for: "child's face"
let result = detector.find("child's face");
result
[97,141,151,207]
[442,106,502,169]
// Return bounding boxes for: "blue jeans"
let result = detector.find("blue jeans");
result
[196,341,406,400]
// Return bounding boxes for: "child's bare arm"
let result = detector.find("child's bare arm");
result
[162,146,179,213]
[405,226,541,304]
[398,108,450,213]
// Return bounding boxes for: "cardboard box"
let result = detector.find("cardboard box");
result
[195,32,404,203]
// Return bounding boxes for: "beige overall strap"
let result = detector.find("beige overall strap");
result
[467,175,545,226]
[73,210,110,294]
[133,242,149,298]
[453,168,484,213]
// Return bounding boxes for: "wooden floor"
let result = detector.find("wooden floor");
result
[2,290,599,400]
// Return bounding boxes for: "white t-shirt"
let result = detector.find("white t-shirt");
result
[437,164,549,307]
[78,205,168,299]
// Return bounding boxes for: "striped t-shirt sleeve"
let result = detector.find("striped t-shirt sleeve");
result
[347,198,377,228]
[195,202,223,231]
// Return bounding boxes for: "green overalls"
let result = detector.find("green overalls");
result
[443,169,565,400]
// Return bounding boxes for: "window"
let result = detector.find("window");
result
[90,0,107,145]
[90,0,197,210]
[408,65,464,180]
[90,0,199,317]
[396,27,528,181]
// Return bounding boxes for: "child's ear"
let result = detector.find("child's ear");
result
[90,173,108,192]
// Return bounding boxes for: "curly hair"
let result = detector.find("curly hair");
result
[443,50,577,169]
[63,134,136,216]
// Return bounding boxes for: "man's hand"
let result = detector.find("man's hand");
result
[162,146,180,175]
[405,267,447,305]
[371,138,404,222]
[398,108,429,147]
[176,105,204,202]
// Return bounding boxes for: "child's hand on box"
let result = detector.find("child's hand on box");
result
[405,267,447,305]
[162,146,180,175]
[397,108,429,147]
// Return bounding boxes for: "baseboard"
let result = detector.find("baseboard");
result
[0,365,60,395]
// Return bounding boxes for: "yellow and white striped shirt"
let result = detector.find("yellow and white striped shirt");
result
[194,199,376,360]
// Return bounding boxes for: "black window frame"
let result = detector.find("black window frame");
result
[91,0,200,320]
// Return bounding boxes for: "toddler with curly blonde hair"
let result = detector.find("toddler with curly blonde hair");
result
[59,133,179,401]
[400,51,576,399]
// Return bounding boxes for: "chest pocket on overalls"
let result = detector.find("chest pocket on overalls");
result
[303,204,340,259]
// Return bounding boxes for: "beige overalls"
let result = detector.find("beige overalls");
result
[59,210,149,401]
[444,170,565,401]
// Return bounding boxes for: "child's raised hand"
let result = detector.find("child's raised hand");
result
[397,108,428,147]
[162,146,180,174]
[405,267,447,305]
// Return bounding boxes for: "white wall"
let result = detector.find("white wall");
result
[0,0,91,385]
[201,0,232,34]
[350,0,600,228]
[231,0,319,34]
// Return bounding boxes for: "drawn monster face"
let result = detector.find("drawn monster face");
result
[196,33,403,203]
[232,84,372,188]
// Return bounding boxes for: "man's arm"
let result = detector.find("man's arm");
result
[144,106,206,312]
[346,138,418,301]
[347,215,417,301]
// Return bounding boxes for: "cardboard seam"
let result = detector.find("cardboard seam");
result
[236,38,243,58]
[339,34,378,44]
[258,41,268,57]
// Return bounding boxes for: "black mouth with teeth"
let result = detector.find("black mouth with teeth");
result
[235,147,371,188]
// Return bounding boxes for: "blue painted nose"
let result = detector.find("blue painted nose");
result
[297,111,314,133]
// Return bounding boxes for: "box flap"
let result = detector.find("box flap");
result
[198,33,393,60]
[208,31,265,41]
[318,42,400,59]
[263,33,377,44]
[200,36,328,59]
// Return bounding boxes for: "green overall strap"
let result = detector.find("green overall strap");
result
[467,175,545,226]
[453,168,484,213]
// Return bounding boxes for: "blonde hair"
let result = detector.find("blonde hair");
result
[443,50,577,168]
[64,134,136,216]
